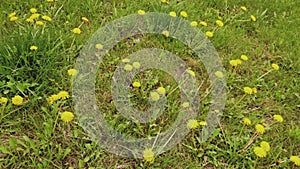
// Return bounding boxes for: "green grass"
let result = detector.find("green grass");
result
[0,0,299,168]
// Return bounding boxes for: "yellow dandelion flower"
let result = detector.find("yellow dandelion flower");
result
[241,55,248,61]
[169,11,176,17]
[36,21,44,25]
[262,122,268,127]
[47,0,54,2]
[57,91,69,100]
[200,21,207,26]
[42,15,52,22]
[10,16,18,21]
[150,92,160,101]
[30,13,40,20]
[82,17,89,22]
[273,115,283,123]
[241,6,247,11]
[182,102,190,108]
[48,94,59,104]
[132,62,141,69]
[162,30,169,37]
[132,82,141,88]
[12,95,23,105]
[138,10,145,15]
[121,58,130,63]
[124,64,133,71]
[214,71,224,78]
[216,20,224,27]
[199,121,207,126]
[61,111,74,122]
[251,15,257,22]
[190,21,198,27]
[30,46,38,51]
[260,141,270,152]
[187,119,198,129]
[252,88,257,94]
[143,148,154,162]
[186,69,196,77]
[68,69,78,76]
[8,12,16,18]
[229,60,238,67]
[157,87,166,95]
[180,11,188,18]
[30,8,37,14]
[290,156,300,166]
[253,147,267,158]
[26,18,34,23]
[243,117,251,125]
[161,0,169,4]
[271,63,279,70]
[72,28,81,34]
[95,44,103,50]
[255,124,265,134]
[205,31,213,38]
[236,59,242,65]
[0,97,8,104]
[243,87,253,94]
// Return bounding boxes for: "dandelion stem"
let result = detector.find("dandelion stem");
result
[192,130,196,148]
[78,22,84,28]
[232,94,246,110]
[54,4,64,19]
[69,36,76,57]
[253,156,258,168]
[257,70,272,80]
[241,133,258,152]
[152,129,161,150]
[0,106,24,122]
[238,124,245,139]
[52,112,59,134]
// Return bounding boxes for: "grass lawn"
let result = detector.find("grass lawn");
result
[0,0,299,168]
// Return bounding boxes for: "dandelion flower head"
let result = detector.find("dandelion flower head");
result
[132,82,141,88]
[190,21,198,27]
[30,46,38,51]
[255,124,265,134]
[61,111,74,122]
[290,156,300,166]
[0,97,8,104]
[260,141,270,152]
[157,87,166,95]
[124,64,133,71]
[12,95,23,105]
[205,31,213,38]
[133,62,141,69]
[180,11,188,17]
[143,148,154,162]
[72,28,81,34]
[150,92,160,101]
[253,147,267,158]
[271,63,279,70]
[57,91,69,100]
[187,119,198,129]
[68,69,78,76]
[138,10,145,15]
[243,117,251,125]
[273,114,283,122]
[169,11,176,17]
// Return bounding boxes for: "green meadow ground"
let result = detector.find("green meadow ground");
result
[0,0,299,168]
